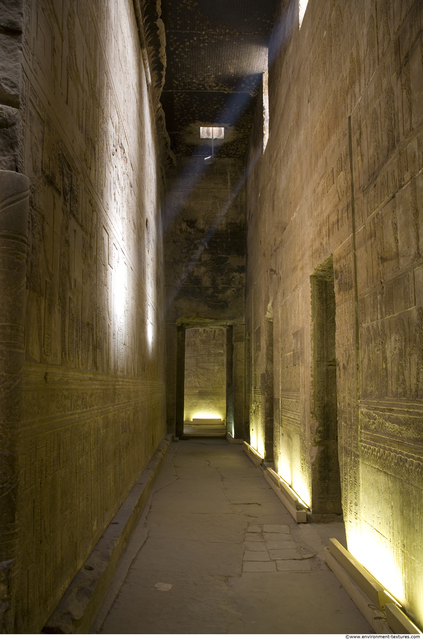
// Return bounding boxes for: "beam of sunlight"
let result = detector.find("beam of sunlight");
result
[165,145,262,311]
[163,73,266,235]
[263,67,269,152]
[163,5,294,235]
[299,0,309,28]
[163,4,295,228]
[163,8,295,309]
[139,60,159,355]
[268,4,296,69]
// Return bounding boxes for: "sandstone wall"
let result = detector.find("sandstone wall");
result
[164,157,247,439]
[0,0,166,632]
[246,0,423,627]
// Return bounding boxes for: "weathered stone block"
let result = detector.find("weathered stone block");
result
[243,550,271,562]
[0,32,21,108]
[262,524,290,534]
[269,549,303,560]
[0,106,19,170]
[0,0,24,32]
[0,0,24,33]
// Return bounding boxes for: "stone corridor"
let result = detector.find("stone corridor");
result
[93,440,372,634]
[2,0,423,631]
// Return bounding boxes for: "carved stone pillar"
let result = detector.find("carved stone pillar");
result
[0,170,29,633]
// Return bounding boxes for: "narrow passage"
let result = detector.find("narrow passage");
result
[95,440,372,634]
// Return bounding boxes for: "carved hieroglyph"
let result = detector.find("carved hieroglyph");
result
[5,0,167,633]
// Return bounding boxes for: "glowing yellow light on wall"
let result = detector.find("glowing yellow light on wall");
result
[249,400,262,456]
[291,469,311,510]
[249,427,258,452]
[347,530,405,605]
[257,429,265,459]
[275,453,310,509]
[276,455,292,487]
[299,0,309,28]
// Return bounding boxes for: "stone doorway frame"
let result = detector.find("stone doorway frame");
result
[175,321,235,440]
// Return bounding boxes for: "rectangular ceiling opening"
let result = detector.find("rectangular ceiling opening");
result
[200,126,225,139]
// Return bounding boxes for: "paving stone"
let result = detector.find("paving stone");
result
[133,537,243,576]
[243,561,277,573]
[231,503,292,519]
[269,549,303,560]
[276,559,312,572]
[245,533,263,542]
[226,490,275,504]
[148,512,246,544]
[100,441,373,635]
[263,532,292,542]
[247,525,262,533]
[243,551,270,562]
[244,542,267,552]
[263,524,290,534]
[266,540,297,550]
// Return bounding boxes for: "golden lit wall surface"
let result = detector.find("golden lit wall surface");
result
[3,0,166,632]
[246,0,423,629]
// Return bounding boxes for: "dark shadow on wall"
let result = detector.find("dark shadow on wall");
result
[311,256,343,520]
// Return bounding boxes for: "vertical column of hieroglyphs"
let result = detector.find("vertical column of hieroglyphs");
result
[0,171,29,633]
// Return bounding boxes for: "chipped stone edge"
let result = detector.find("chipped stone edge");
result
[42,434,172,635]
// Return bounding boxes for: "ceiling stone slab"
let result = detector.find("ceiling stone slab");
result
[160,0,279,160]
[165,32,268,93]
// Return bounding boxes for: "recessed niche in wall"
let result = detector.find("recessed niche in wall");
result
[310,256,343,519]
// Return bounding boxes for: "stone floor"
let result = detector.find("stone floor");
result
[93,439,373,634]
